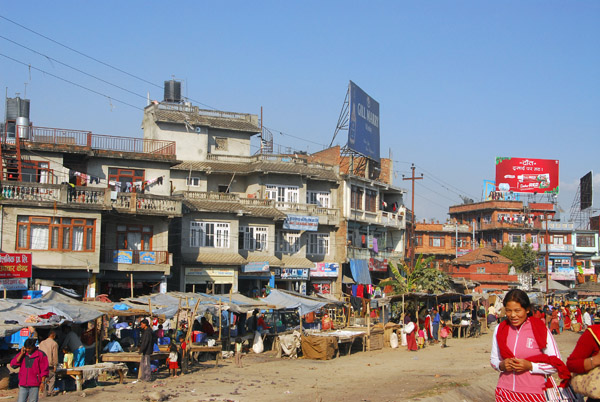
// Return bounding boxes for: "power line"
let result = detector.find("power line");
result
[414,163,479,200]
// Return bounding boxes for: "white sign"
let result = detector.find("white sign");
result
[0,278,28,291]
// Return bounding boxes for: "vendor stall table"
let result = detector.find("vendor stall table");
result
[310,330,366,357]
[56,363,127,391]
[100,352,169,363]
[187,344,222,367]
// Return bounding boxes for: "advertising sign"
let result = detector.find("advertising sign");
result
[242,261,269,273]
[273,268,309,280]
[113,250,133,264]
[495,157,559,194]
[139,251,156,265]
[0,278,28,291]
[550,267,575,281]
[283,215,319,231]
[312,282,331,294]
[576,260,595,276]
[310,262,339,278]
[348,81,380,161]
[580,171,593,210]
[0,253,32,279]
[368,258,388,272]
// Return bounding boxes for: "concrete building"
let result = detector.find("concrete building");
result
[413,221,474,268]
[0,96,181,299]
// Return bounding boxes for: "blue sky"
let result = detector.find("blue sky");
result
[1,1,598,222]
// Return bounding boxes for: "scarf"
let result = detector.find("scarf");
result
[497,316,571,388]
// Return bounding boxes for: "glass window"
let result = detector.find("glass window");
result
[308,233,329,255]
[16,216,95,251]
[108,168,145,193]
[239,226,268,251]
[277,231,301,254]
[190,222,230,249]
[117,225,153,250]
[307,191,331,208]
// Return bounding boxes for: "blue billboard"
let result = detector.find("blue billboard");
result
[348,81,380,161]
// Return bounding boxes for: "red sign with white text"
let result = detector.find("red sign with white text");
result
[495,157,559,194]
[0,253,32,278]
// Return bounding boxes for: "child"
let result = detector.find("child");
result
[178,335,187,374]
[417,325,425,349]
[440,321,450,348]
[156,324,164,339]
[235,337,243,368]
[167,343,179,377]
[62,346,73,369]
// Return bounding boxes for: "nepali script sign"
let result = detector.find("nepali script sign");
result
[310,262,339,278]
[283,215,319,231]
[0,253,32,278]
[0,278,28,291]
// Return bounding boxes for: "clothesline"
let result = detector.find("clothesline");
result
[68,169,165,192]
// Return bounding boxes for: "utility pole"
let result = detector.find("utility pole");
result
[403,163,423,271]
[545,214,550,301]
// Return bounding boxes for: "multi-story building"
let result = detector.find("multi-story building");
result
[413,221,474,267]
[142,85,341,297]
[1,96,181,299]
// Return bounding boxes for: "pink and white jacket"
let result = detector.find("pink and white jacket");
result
[490,319,559,394]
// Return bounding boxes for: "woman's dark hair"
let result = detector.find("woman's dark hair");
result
[62,345,71,353]
[169,343,177,351]
[24,338,37,349]
[503,289,531,310]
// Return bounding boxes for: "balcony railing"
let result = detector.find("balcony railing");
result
[3,125,176,156]
[350,208,405,228]
[275,201,339,218]
[538,244,574,253]
[102,249,170,265]
[0,181,181,215]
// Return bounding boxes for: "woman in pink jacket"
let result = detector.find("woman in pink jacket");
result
[490,289,569,402]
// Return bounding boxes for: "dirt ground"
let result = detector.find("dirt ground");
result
[0,327,582,402]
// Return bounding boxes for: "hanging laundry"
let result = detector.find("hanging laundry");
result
[89,176,100,184]
[351,285,358,297]
[356,284,364,298]
[157,176,163,185]
[125,182,132,193]
[373,238,379,253]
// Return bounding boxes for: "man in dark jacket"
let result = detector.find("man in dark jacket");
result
[11,338,49,402]
[138,319,153,382]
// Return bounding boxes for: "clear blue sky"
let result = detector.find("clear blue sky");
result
[1,1,599,222]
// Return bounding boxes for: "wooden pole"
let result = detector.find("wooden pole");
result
[3,289,6,299]
[148,297,152,318]
[129,273,134,298]
[174,298,182,338]
[95,317,100,363]
[218,301,222,341]
[186,297,202,345]
[366,300,371,351]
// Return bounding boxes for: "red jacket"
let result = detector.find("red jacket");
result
[567,325,600,373]
[11,349,49,387]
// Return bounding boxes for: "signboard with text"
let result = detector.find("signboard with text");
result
[139,251,156,265]
[113,250,133,264]
[368,258,388,272]
[0,253,32,278]
[273,268,309,280]
[348,81,380,161]
[495,157,559,194]
[283,215,319,231]
[0,278,28,290]
[310,262,339,278]
[242,261,269,273]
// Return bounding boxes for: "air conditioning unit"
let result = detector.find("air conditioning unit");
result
[195,126,208,134]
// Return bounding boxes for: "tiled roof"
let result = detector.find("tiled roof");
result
[153,109,260,133]
[280,255,315,268]
[451,248,512,266]
[195,253,246,265]
[172,160,338,182]
[184,199,286,219]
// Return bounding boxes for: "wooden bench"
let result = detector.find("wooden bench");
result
[187,344,222,367]
[57,365,126,392]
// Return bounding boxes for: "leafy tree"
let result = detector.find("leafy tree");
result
[500,243,538,272]
[379,255,453,294]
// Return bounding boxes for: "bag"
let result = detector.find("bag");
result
[390,332,399,349]
[252,331,264,354]
[404,322,415,334]
[545,375,580,402]
[571,328,600,399]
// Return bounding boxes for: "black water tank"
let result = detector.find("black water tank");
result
[164,80,182,103]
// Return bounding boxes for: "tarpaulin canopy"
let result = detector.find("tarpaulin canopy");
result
[350,259,372,285]
[263,289,341,316]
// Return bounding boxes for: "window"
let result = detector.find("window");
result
[17,216,95,251]
[577,234,596,248]
[108,168,145,192]
[276,231,301,254]
[552,235,566,245]
[239,226,268,251]
[351,186,363,209]
[415,235,423,247]
[214,137,228,151]
[429,236,445,248]
[266,185,299,203]
[308,233,329,255]
[117,225,152,251]
[21,161,52,184]
[190,222,230,248]
[509,233,523,244]
[477,267,486,273]
[365,190,377,212]
[186,177,200,187]
[452,236,470,248]
[307,191,331,208]
[218,185,229,193]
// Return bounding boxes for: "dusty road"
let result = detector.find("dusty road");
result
[0,328,582,402]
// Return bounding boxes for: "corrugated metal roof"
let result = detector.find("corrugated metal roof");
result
[153,109,260,133]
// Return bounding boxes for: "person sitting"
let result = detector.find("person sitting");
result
[103,334,124,353]
[200,317,215,337]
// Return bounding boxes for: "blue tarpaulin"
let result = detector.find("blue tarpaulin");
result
[350,259,372,285]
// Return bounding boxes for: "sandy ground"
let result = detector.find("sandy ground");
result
[0,328,582,402]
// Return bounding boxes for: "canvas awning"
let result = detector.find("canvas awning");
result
[263,289,342,315]
[349,259,372,285]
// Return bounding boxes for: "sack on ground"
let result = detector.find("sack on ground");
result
[252,331,264,354]
[390,332,399,349]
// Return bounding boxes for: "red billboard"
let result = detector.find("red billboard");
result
[0,253,32,278]
[495,157,559,194]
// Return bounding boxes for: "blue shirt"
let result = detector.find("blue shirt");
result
[432,313,440,324]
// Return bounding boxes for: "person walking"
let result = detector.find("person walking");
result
[431,308,440,344]
[490,289,570,401]
[583,308,593,331]
[38,330,58,396]
[11,338,49,402]
[138,319,154,382]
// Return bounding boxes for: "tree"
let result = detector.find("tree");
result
[500,243,538,272]
[379,255,453,294]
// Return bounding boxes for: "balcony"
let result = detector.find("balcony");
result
[102,249,171,265]
[4,125,176,158]
[350,208,405,229]
[538,244,574,253]
[274,201,339,226]
[0,181,181,216]
[347,246,403,262]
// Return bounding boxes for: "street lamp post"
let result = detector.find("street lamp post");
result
[545,215,550,300]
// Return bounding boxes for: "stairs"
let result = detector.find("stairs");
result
[0,130,23,181]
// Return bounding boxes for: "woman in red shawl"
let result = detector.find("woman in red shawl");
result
[576,307,583,325]
[563,307,571,331]
[404,313,418,352]
[549,309,559,335]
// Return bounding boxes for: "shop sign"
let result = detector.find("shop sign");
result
[139,251,156,265]
[312,282,331,294]
[0,278,28,291]
[186,268,234,277]
[368,258,388,272]
[551,267,575,281]
[576,260,594,275]
[274,268,309,280]
[242,261,269,273]
[283,215,319,231]
[310,262,339,278]
[0,253,32,278]
[113,250,133,264]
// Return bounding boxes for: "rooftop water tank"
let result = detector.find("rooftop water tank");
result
[164,80,182,103]
[5,97,30,120]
